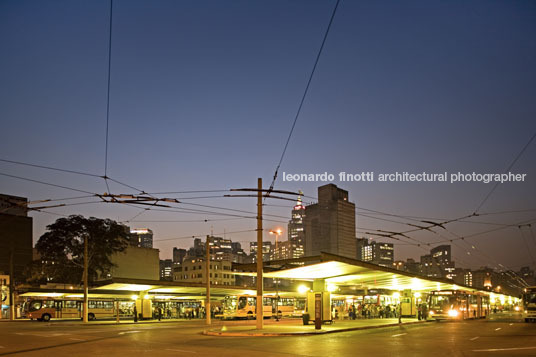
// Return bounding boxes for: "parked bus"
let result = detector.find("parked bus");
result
[522,286,536,322]
[221,295,304,319]
[25,298,117,322]
[428,290,489,320]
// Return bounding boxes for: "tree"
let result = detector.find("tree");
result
[34,215,129,284]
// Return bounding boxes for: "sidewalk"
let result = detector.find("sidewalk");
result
[204,318,430,337]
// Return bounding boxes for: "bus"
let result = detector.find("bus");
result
[522,286,536,322]
[221,295,303,319]
[427,290,489,320]
[25,298,117,322]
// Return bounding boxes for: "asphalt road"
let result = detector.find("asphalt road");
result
[0,315,534,356]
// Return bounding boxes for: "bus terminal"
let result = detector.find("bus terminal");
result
[11,253,521,328]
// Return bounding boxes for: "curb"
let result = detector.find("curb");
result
[0,319,210,326]
[203,320,431,337]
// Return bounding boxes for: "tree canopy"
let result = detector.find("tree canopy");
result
[31,215,129,284]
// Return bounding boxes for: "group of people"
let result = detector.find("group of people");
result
[334,303,401,320]
[333,302,429,320]
[151,305,221,320]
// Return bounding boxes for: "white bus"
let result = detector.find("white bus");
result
[428,290,489,320]
[221,295,305,319]
[522,286,536,322]
[25,298,117,322]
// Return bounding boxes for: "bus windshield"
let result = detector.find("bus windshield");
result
[223,296,237,311]
[524,293,536,305]
[429,295,456,310]
[28,300,43,312]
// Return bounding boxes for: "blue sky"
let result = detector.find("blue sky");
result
[1,0,535,270]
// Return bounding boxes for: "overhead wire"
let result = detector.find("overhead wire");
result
[266,0,340,197]
[103,0,114,196]
[474,131,536,214]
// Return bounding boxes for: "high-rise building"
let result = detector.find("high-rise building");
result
[420,254,442,278]
[431,245,452,266]
[129,228,153,248]
[172,247,187,265]
[250,241,272,262]
[357,239,394,267]
[304,184,356,259]
[420,245,456,278]
[159,259,173,281]
[287,196,305,259]
[0,194,33,284]
[188,236,234,261]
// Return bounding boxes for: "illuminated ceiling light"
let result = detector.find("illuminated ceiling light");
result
[327,284,337,292]
[131,295,138,300]
[297,285,309,294]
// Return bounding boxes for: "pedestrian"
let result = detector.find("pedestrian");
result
[158,306,162,321]
[418,304,422,320]
[133,305,138,323]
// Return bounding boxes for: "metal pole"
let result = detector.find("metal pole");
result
[206,236,211,325]
[256,177,263,329]
[275,232,279,321]
[83,235,88,323]
[9,245,14,321]
[116,300,120,323]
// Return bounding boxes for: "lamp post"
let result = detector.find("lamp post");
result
[269,229,282,321]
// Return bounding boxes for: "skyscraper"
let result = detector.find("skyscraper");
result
[172,247,187,265]
[287,195,305,259]
[304,184,356,259]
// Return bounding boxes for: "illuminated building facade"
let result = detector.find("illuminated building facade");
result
[129,228,153,248]
[287,196,305,259]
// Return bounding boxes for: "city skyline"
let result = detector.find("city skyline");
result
[1,0,535,272]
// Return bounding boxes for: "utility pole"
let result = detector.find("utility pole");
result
[256,177,264,329]
[83,235,88,323]
[206,236,211,325]
[9,244,14,321]
[226,180,301,330]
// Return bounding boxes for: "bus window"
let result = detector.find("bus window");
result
[247,297,256,307]
[238,297,247,310]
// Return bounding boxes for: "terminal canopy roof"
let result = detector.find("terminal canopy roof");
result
[19,253,518,301]
[234,253,506,296]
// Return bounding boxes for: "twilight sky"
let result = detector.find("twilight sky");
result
[1,0,535,271]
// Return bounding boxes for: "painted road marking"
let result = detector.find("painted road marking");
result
[15,332,68,337]
[473,347,536,352]
[391,333,407,337]
[0,346,4,348]
[118,330,141,335]
[166,349,197,353]
[509,323,513,326]
[69,338,86,341]
[470,337,479,341]
[495,328,501,331]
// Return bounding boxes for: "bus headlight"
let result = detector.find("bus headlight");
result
[514,306,520,311]
[429,311,434,315]
[448,309,459,317]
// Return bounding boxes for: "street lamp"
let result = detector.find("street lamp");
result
[269,228,282,321]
